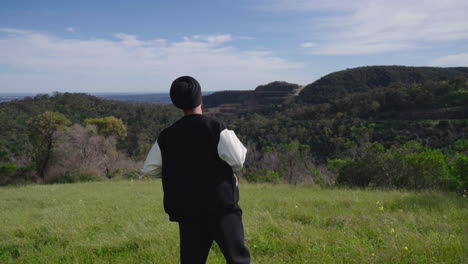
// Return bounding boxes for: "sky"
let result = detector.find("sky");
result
[1,0,467,93]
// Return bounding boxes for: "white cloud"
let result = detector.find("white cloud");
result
[0,28,31,34]
[192,34,233,44]
[66,27,75,33]
[263,0,468,55]
[113,33,150,46]
[0,28,304,92]
[430,53,468,66]
[301,42,317,48]
[238,36,255,40]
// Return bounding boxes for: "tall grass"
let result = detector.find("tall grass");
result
[0,180,466,263]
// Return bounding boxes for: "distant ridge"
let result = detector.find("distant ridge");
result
[298,65,468,104]
[0,92,213,104]
[202,81,303,109]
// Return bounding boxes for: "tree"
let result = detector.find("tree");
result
[49,124,137,182]
[83,116,127,139]
[28,111,71,181]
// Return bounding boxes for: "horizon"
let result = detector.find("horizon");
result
[1,0,467,93]
[0,91,216,96]
[1,64,467,95]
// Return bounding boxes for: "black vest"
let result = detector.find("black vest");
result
[157,114,240,222]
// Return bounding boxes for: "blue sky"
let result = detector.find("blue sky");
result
[1,0,467,93]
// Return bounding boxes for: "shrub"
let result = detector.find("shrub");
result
[330,141,458,190]
[391,141,450,189]
[309,168,323,185]
[242,140,320,184]
[448,153,468,191]
[263,170,281,183]
[50,173,101,184]
[243,169,281,183]
[332,142,387,187]
[0,162,17,185]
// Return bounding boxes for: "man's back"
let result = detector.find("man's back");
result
[158,114,240,222]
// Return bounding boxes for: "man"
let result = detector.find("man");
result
[143,76,251,264]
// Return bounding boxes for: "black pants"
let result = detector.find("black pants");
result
[178,211,250,264]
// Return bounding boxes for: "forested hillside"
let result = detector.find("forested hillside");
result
[0,93,180,160]
[298,66,468,104]
[1,66,466,190]
[205,66,467,189]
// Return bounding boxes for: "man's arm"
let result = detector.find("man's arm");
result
[142,140,162,178]
[217,129,247,173]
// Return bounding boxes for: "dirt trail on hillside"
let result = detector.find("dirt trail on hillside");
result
[293,85,305,96]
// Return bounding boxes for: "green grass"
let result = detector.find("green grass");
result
[0,180,466,264]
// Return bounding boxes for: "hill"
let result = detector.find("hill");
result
[202,81,303,111]
[299,65,468,104]
[216,66,467,163]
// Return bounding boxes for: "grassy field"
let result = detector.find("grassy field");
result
[0,180,466,264]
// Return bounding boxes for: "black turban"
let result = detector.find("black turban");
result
[170,76,202,110]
